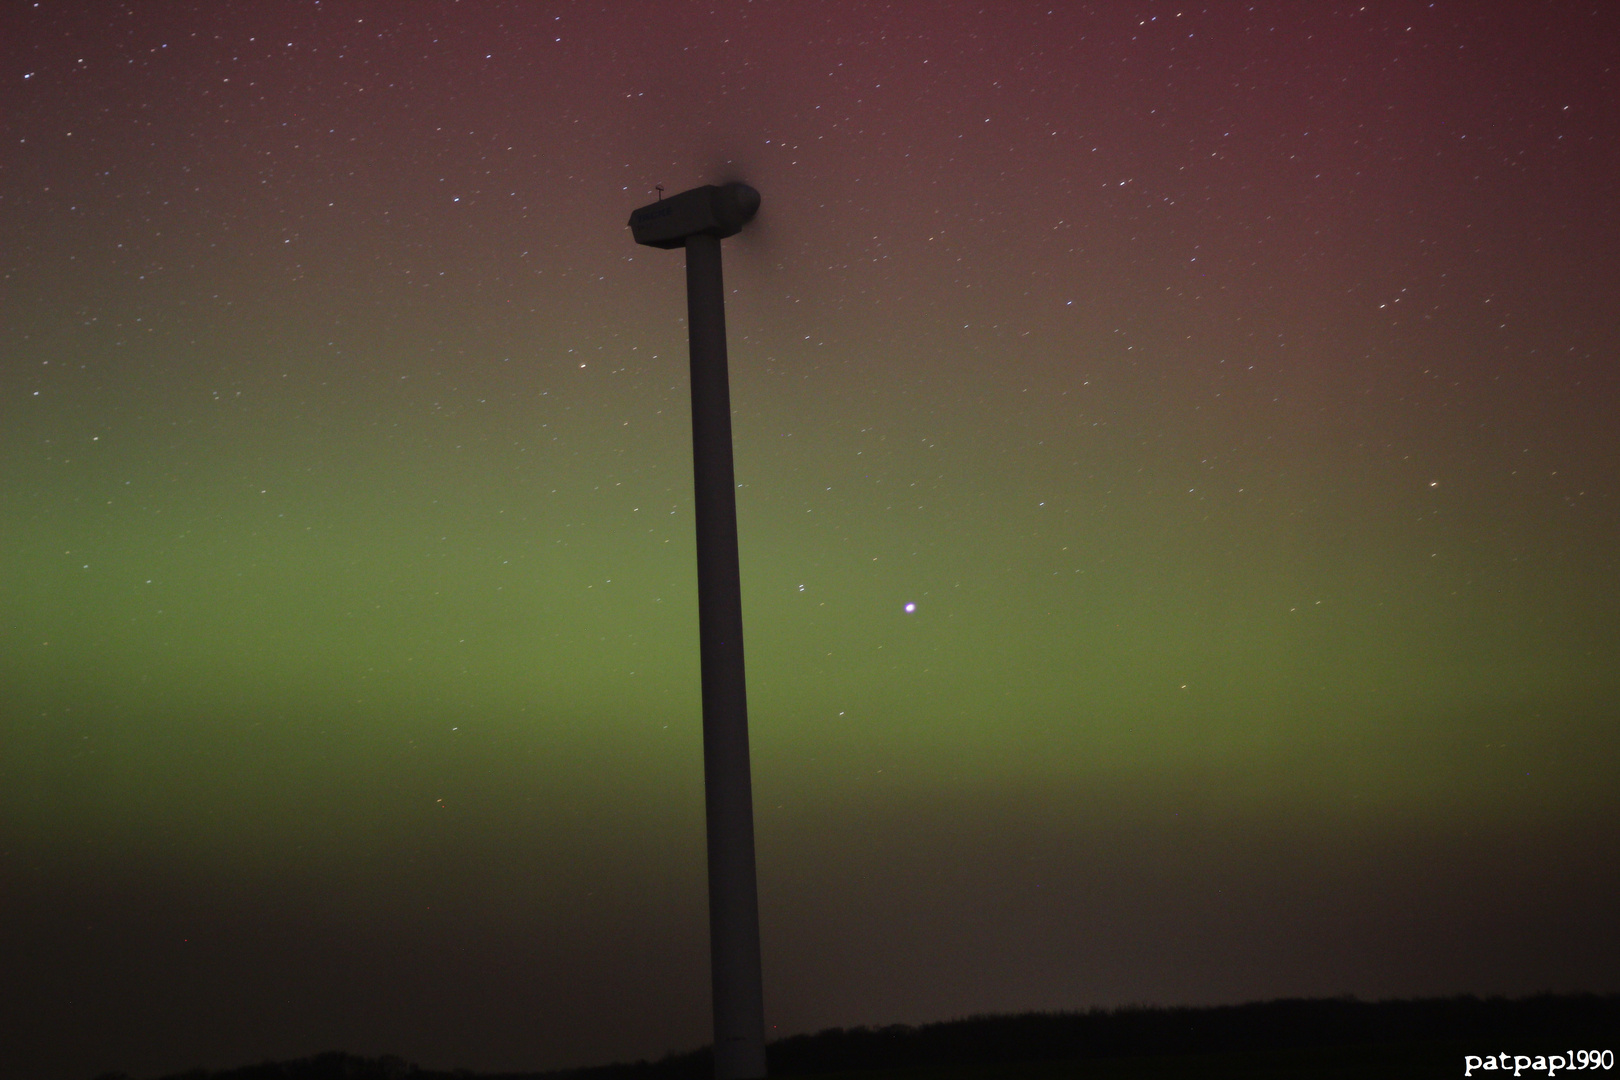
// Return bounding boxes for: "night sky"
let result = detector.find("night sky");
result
[3,3,1618,1078]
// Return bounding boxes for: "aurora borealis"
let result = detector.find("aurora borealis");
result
[2,3,1617,1078]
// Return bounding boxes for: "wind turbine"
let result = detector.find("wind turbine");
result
[628,182,766,1080]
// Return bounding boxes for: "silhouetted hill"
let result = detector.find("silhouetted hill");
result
[116,992,1619,1080]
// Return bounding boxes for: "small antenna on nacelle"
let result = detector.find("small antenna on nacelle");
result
[655,183,665,200]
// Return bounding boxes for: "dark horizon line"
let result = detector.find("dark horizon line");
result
[104,990,1620,1080]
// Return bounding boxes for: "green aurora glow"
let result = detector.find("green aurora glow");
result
[2,4,1616,1078]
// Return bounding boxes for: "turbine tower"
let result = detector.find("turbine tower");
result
[629,182,766,1080]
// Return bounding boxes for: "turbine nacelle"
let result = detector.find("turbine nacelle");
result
[628,182,761,249]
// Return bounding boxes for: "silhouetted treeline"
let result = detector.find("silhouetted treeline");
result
[114,992,1619,1080]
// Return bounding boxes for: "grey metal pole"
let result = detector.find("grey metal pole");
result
[684,231,767,1080]
[626,183,766,1080]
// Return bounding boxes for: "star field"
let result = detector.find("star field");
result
[2,4,1617,1079]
